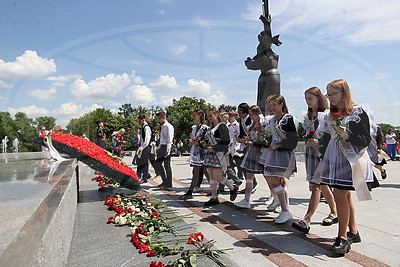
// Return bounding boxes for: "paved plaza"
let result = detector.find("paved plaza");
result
[68,155,400,266]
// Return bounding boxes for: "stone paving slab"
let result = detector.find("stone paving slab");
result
[68,156,400,266]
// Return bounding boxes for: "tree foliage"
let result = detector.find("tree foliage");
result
[165,96,213,143]
[4,96,398,153]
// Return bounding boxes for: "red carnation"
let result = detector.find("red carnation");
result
[146,250,157,257]
[150,261,164,267]
[139,243,150,253]
[309,130,315,136]
[150,212,159,219]
[195,232,205,242]
[135,227,143,234]
[107,217,114,224]
[332,112,342,120]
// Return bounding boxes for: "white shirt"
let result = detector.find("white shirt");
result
[139,123,151,150]
[159,120,174,152]
[228,120,241,151]
[385,133,397,145]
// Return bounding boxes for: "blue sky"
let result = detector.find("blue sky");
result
[1,0,399,127]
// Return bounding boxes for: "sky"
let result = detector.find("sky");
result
[1,0,399,127]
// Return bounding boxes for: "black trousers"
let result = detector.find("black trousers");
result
[187,165,209,192]
[136,146,151,180]
[155,145,172,187]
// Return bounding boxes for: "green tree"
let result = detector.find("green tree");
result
[378,123,395,136]
[13,112,37,152]
[218,104,236,112]
[34,116,57,130]
[0,112,15,142]
[165,96,213,144]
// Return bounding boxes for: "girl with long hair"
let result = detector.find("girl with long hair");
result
[235,105,265,209]
[179,109,210,200]
[203,108,238,206]
[292,87,338,234]
[263,95,298,224]
[321,79,372,255]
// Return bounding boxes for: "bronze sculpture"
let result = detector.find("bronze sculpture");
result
[245,0,281,114]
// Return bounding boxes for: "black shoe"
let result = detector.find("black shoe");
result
[347,231,361,244]
[179,193,193,200]
[160,186,172,191]
[330,237,351,255]
[381,169,387,179]
[234,180,243,186]
[204,198,220,207]
[291,220,310,234]
[230,185,239,201]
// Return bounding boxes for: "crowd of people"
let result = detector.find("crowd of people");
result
[129,78,397,256]
[36,78,397,256]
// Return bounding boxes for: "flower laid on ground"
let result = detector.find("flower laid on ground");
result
[104,193,232,267]
[164,232,232,267]
[40,132,140,190]
[91,172,121,188]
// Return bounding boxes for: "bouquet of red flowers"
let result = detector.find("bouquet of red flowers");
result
[331,113,347,141]
[303,129,315,139]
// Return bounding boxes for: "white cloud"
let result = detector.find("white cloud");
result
[159,95,176,106]
[185,79,211,95]
[133,76,143,84]
[155,9,165,15]
[52,102,82,116]
[206,52,221,61]
[8,105,49,116]
[126,85,156,105]
[150,75,178,89]
[69,73,131,101]
[0,50,56,79]
[194,18,217,28]
[46,74,82,87]
[0,94,9,104]
[286,77,304,84]
[206,90,227,106]
[28,88,57,100]
[244,0,400,45]
[0,80,13,88]
[171,44,188,55]
[52,102,102,118]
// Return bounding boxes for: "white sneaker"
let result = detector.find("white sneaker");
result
[235,199,251,209]
[265,195,275,206]
[267,197,280,211]
[274,210,293,224]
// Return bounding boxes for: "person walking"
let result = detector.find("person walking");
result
[321,79,372,255]
[235,105,265,209]
[154,111,174,190]
[291,86,338,234]
[203,108,239,206]
[385,128,397,161]
[136,114,153,183]
[179,109,210,200]
[263,95,298,224]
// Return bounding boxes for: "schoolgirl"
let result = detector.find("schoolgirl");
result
[263,95,298,224]
[203,108,239,206]
[291,87,337,234]
[320,79,372,255]
[179,109,210,200]
[235,105,265,208]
